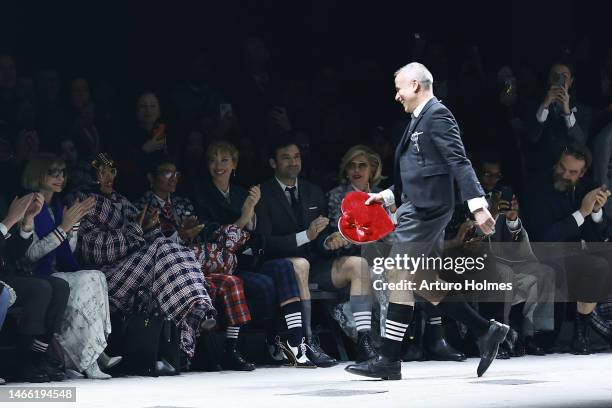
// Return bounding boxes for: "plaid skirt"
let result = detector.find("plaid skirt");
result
[208,274,251,327]
[237,259,300,321]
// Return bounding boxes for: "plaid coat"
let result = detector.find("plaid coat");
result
[135,191,249,275]
[77,191,215,356]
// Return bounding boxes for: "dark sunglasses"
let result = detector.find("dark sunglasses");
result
[47,167,66,178]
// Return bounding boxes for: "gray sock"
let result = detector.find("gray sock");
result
[301,300,312,337]
[350,295,372,332]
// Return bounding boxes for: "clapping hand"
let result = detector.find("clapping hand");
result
[178,215,205,242]
[60,197,95,233]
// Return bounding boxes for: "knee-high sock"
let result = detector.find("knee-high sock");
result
[301,299,312,337]
[350,295,372,332]
[436,291,490,337]
[282,301,304,347]
[381,303,414,360]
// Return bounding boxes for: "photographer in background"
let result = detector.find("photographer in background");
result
[526,62,592,174]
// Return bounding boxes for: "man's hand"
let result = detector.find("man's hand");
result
[472,207,496,236]
[2,194,34,230]
[498,195,519,221]
[325,231,349,250]
[22,193,45,232]
[580,188,601,217]
[307,216,329,241]
[137,204,160,231]
[592,185,611,213]
[365,192,386,206]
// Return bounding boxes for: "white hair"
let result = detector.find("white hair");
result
[395,62,434,90]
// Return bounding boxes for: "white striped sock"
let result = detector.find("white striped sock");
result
[428,316,442,325]
[285,312,302,329]
[354,311,372,332]
[226,327,240,339]
[31,339,49,353]
[385,319,408,342]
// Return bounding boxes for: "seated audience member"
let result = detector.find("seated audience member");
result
[526,62,592,174]
[21,153,119,379]
[113,92,169,199]
[76,153,216,364]
[474,156,556,354]
[1,193,69,383]
[522,144,612,354]
[136,154,255,371]
[256,139,377,365]
[193,141,317,368]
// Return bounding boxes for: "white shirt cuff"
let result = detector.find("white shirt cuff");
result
[564,112,576,128]
[0,223,8,238]
[572,210,585,227]
[468,197,489,213]
[20,228,33,239]
[506,218,521,231]
[536,105,549,123]
[296,230,310,247]
[381,189,395,207]
[591,209,604,224]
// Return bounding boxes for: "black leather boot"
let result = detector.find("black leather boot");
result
[355,331,377,363]
[423,322,466,361]
[570,313,592,355]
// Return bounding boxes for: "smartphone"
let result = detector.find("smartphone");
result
[220,103,233,119]
[499,186,513,203]
[504,79,513,95]
[152,123,166,141]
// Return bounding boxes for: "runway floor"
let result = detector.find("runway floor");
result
[2,353,612,408]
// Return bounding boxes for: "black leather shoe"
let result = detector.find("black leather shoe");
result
[305,336,337,367]
[345,355,401,380]
[155,359,178,376]
[524,338,545,356]
[221,348,256,371]
[476,320,510,377]
[355,331,377,363]
[423,324,466,361]
[38,355,66,381]
[570,314,592,355]
[19,361,50,383]
[401,342,425,362]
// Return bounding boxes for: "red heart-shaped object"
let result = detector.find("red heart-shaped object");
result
[338,191,395,244]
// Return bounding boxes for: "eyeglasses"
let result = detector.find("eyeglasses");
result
[47,167,66,178]
[158,170,181,180]
[98,167,118,177]
[482,172,503,179]
[347,161,369,171]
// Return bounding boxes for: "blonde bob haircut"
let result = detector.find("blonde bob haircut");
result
[206,140,240,167]
[338,145,384,187]
[22,153,66,192]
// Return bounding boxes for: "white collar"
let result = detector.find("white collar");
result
[153,193,171,206]
[275,177,299,192]
[412,95,435,118]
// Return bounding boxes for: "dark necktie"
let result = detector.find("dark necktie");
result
[285,186,303,226]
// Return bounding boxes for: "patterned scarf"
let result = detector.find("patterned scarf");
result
[33,196,80,276]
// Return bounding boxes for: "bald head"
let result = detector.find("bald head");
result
[394,62,434,113]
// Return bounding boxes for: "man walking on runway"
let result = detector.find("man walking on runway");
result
[345,62,509,380]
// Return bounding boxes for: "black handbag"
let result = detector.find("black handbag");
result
[109,269,181,376]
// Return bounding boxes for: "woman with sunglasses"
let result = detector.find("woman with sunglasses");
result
[326,145,386,238]
[135,153,255,371]
[76,153,216,366]
[21,153,120,379]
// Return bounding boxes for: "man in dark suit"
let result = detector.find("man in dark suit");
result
[256,140,377,367]
[346,62,509,380]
